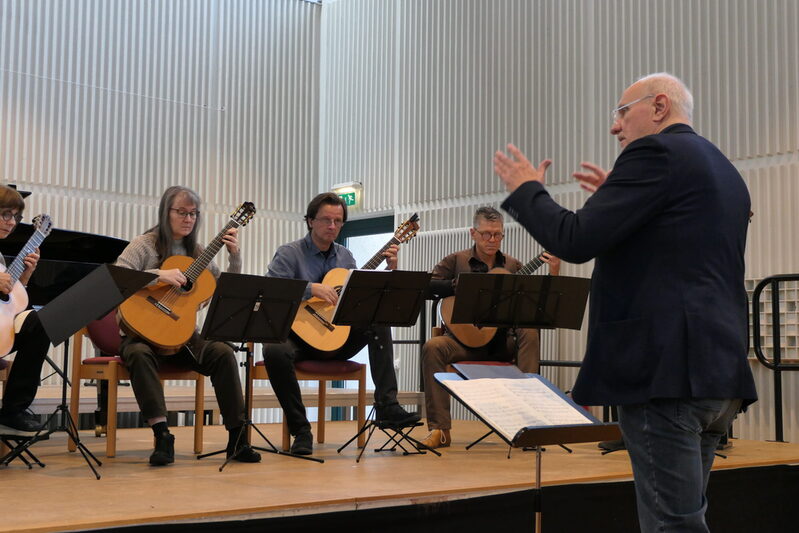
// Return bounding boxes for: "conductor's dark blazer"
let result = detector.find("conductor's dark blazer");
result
[502,123,757,406]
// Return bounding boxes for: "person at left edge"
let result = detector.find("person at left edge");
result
[263,192,420,456]
[0,185,51,437]
[114,185,260,466]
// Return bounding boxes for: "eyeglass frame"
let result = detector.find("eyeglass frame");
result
[169,208,200,219]
[474,230,505,241]
[313,216,345,228]
[611,94,655,121]
[0,210,23,223]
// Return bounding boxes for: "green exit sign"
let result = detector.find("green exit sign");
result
[338,192,357,206]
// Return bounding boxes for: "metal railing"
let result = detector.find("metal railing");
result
[751,274,799,442]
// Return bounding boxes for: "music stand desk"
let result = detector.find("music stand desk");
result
[436,372,620,533]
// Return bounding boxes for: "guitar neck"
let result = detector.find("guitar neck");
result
[517,252,547,276]
[360,237,401,270]
[183,219,238,281]
[7,229,48,283]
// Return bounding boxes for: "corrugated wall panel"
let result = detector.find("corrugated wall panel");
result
[3,0,799,441]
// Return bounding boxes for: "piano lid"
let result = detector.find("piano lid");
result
[0,223,129,306]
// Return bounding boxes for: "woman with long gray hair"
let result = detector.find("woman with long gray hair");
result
[114,186,260,466]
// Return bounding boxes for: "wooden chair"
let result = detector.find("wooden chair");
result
[68,311,205,458]
[249,357,367,450]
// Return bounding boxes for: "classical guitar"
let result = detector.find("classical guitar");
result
[292,213,420,352]
[0,214,54,356]
[118,202,256,352]
[438,252,547,348]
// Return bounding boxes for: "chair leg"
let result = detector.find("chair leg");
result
[317,379,326,444]
[106,364,120,458]
[282,420,291,451]
[357,369,366,448]
[193,376,204,455]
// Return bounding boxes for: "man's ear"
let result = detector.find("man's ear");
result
[653,93,670,121]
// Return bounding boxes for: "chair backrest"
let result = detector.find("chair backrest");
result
[86,311,122,356]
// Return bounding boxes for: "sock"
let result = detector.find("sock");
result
[228,426,244,449]
[151,421,169,438]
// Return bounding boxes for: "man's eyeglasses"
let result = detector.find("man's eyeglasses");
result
[170,208,199,219]
[612,94,654,121]
[314,217,344,228]
[0,211,23,223]
[475,230,504,241]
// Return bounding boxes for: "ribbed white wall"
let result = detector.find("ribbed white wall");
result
[3,1,799,441]
[321,0,799,441]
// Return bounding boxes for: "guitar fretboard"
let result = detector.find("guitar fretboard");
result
[183,219,240,282]
[360,237,402,270]
[7,229,48,283]
[516,252,547,276]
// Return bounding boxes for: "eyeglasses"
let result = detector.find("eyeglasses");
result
[475,230,504,241]
[314,217,344,227]
[611,94,654,121]
[0,211,22,223]
[170,208,199,219]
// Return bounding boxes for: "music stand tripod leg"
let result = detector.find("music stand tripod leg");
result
[14,340,102,479]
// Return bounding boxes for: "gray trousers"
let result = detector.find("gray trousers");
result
[119,334,246,430]
[422,328,539,430]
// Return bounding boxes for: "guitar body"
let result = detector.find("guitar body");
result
[438,267,514,348]
[0,264,29,356]
[118,255,217,352]
[291,267,352,352]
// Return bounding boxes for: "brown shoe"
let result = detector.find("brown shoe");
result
[420,429,451,449]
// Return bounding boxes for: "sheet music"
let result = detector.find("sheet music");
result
[442,377,594,442]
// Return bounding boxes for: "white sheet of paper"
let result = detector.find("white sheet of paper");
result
[442,377,594,442]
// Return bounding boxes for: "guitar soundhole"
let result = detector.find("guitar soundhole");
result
[179,280,194,293]
[0,293,8,303]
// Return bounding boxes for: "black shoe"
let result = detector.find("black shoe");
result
[149,432,175,466]
[0,411,43,436]
[375,403,421,427]
[598,438,626,452]
[227,443,262,463]
[290,431,313,455]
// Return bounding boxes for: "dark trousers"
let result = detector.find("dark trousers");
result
[119,334,246,430]
[262,327,398,435]
[1,311,50,415]
[422,328,539,430]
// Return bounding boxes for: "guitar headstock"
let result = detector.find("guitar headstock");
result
[230,202,256,227]
[32,214,54,237]
[394,213,420,244]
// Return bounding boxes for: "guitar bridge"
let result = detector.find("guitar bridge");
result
[304,304,335,332]
[147,296,179,321]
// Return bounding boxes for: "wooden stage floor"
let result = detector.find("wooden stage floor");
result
[3,420,799,532]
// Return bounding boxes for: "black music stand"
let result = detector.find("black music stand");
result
[332,269,434,461]
[0,264,156,478]
[194,273,322,470]
[448,274,590,450]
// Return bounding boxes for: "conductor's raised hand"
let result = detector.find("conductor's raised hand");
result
[493,144,552,193]
[573,162,608,194]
